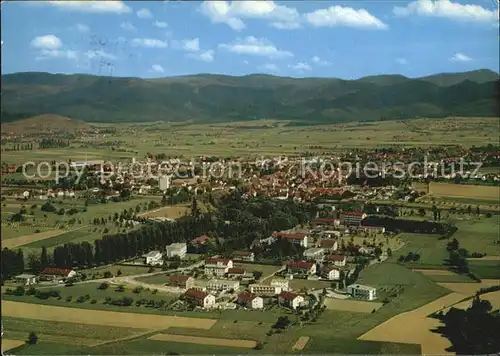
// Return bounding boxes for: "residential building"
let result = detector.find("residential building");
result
[357,226,386,235]
[165,243,187,259]
[237,291,264,310]
[313,217,340,228]
[207,279,240,292]
[144,251,164,266]
[287,260,316,275]
[272,232,308,248]
[327,254,347,267]
[168,274,194,289]
[14,274,37,286]
[39,268,76,282]
[249,284,282,296]
[232,251,255,262]
[190,235,210,245]
[319,239,338,251]
[227,267,247,278]
[271,279,290,292]
[347,284,377,301]
[204,258,233,277]
[303,248,325,261]
[321,266,340,280]
[278,291,304,310]
[338,211,367,226]
[184,288,216,309]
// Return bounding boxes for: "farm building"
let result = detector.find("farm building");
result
[38,268,76,282]
[347,284,377,301]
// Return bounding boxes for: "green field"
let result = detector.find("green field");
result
[387,233,449,268]
[424,273,477,283]
[135,274,172,285]
[235,263,283,280]
[468,260,500,279]
[452,217,500,256]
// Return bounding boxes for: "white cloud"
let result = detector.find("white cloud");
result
[188,50,215,62]
[311,56,331,66]
[151,64,165,73]
[182,38,200,52]
[289,62,312,72]
[304,6,388,29]
[200,1,301,30]
[137,8,153,19]
[219,36,293,58]
[74,23,90,33]
[31,35,62,50]
[257,63,280,72]
[396,58,408,65]
[131,38,168,48]
[120,22,136,31]
[45,1,131,14]
[393,0,496,23]
[36,49,78,61]
[85,50,117,60]
[450,52,472,62]
[154,20,168,28]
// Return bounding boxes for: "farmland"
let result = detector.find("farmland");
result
[324,298,383,313]
[148,333,258,348]
[387,233,450,268]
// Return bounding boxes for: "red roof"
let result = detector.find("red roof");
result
[191,235,210,244]
[184,288,209,300]
[279,291,299,301]
[39,267,73,276]
[327,254,346,262]
[339,211,366,217]
[205,258,232,265]
[238,291,258,302]
[320,239,337,248]
[273,232,307,240]
[314,217,339,224]
[287,260,314,270]
[168,274,191,284]
[227,267,246,275]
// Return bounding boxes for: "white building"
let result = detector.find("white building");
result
[144,251,164,266]
[271,279,290,292]
[272,232,308,248]
[237,291,264,309]
[347,284,377,301]
[204,258,233,277]
[165,243,187,259]
[321,266,340,280]
[250,284,282,296]
[184,288,216,309]
[327,254,347,267]
[159,175,171,191]
[207,279,240,292]
[14,274,37,286]
[303,248,325,261]
[339,211,367,226]
[278,291,305,310]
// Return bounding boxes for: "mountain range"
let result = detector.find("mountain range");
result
[1,69,498,124]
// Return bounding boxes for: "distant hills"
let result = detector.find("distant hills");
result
[1,69,498,124]
[1,114,91,134]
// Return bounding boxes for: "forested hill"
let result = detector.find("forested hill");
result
[1,69,498,124]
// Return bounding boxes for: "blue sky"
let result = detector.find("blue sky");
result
[1,0,499,79]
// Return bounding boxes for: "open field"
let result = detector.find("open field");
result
[139,205,190,219]
[437,279,500,295]
[81,265,152,277]
[288,279,333,291]
[1,117,498,164]
[413,269,475,283]
[1,228,69,249]
[291,336,309,351]
[428,182,500,201]
[467,255,500,261]
[324,298,383,313]
[413,269,455,276]
[450,290,500,311]
[1,339,25,353]
[387,233,449,268]
[235,263,284,280]
[452,217,500,257]
[2,301,217,329]
[148,333,258,348]
[468,260,500,279]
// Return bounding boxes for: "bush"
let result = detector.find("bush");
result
[66,296,73,302]
[98,282,109,290]
[76,296,86,303]
[103,271,113,278]
[27,332,38,345]
[90,299,97,304]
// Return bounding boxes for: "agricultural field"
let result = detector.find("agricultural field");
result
[339,235,405,252]
[387,233,450,268]
[324,298,383,313]
[451,217,500,257]
[135,274,173,285]
[288,279,333,291]
[148,333,258,348]
[138,204,190,219]
[428,182,500,201]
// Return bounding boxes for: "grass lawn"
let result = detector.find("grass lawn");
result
[80,264,151,277]
[11,341,86,355]
[288,279,333,291]
[235,263,283,279]
[468,260,500,279]
[424,274,477,283]
[135,274,172,285]
[452,217,500,256]
[303,336,421,354]
[387,233,449,268]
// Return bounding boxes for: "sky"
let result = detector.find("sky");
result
[1,0,499,79]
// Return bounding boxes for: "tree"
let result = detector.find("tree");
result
[40,246,49,270]
[386,248,393,257]
[27,332,38,345]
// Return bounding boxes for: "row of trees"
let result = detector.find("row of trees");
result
[362,216,457,235]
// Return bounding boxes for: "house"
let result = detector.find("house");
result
[319,239,338,251]
[303,248,325,261]
[272,232,308,248]
[347,284,377,301]
[237,291,264,310]
[168,274,194,289]
[227,267,247,278]
[287,260,316,275]
[232,251,255,262]
[144,251,164,266]
[359,246,376,255]
[249,284,282,296]
[327,254,347,267]
[14,274,37,286]
[321,266,340,280]
[313,217,340,227]
[271,279,290,292]
[357,226,386,235]
[204,258,233,277]
[278,291,304,310]
[184,288,216,309]
[39,268,76,282]
[190,235,210,245]
[338,211,367,226]
[207,279,240,292]
[165,243,187,259]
